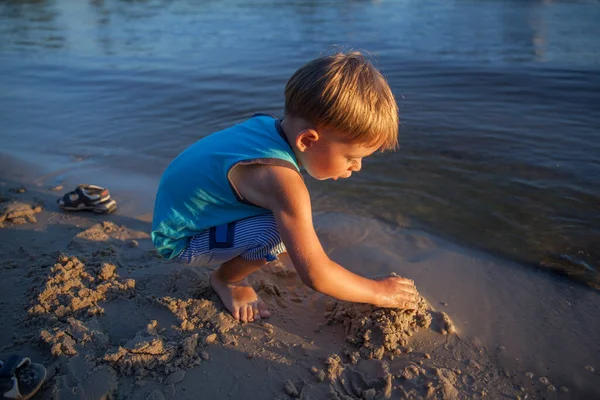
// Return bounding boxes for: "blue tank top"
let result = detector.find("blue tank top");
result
[151,115,300,259]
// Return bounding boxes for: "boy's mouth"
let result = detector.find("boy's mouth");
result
[332,173,351,181]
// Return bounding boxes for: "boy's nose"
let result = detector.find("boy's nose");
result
[352,160,362,172]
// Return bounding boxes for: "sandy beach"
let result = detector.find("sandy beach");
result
[1,160,599,400]
[2,0,599,398]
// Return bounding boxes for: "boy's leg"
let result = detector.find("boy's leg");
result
[210,256,271,323]
[177,213,285,322]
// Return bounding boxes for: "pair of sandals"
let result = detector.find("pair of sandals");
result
[0,356,46,400]
[57,184,117,214]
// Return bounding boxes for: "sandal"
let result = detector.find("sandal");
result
[0,355,47,400]
[57,184,117,214]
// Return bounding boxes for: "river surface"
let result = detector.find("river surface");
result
[1,0,599,288]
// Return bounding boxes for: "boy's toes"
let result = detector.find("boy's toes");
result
[252,305,261,321]
[232,307,241,321]
[239,306,248,322]
[257,300,271,319]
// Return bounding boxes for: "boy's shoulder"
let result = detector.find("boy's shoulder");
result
[250,112,278,120]
[229,162,306,211]
[202,114,290,150]
[180,114,298,168]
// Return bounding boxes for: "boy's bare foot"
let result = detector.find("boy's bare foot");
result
[209,272,271,322]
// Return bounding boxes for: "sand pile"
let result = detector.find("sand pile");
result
[28,255,135,322]
[0,200,41,226]
[74,221,127,242]
[102,320,205,383]
[159,297,237,334]
[27,254,134,358]
[324,298,454,360]
[39,316,109,357]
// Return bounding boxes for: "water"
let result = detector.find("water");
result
[1,0,599,288]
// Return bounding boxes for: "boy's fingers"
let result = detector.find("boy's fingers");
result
[402,300,419,309]
[399,287,418,296]
[395,277,416,287]
[403,296,419,304]
[400,292,418,301]
[400,293,420,305]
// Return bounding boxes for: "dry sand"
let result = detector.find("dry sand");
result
[1,173,599,399]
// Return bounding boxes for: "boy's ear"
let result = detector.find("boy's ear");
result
[296,129,319,152]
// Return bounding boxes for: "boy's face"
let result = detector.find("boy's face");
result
[298,131,379,181]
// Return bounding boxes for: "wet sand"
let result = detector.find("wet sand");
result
[1,168,599,399]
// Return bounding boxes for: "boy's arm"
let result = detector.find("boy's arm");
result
[228,164,418,308]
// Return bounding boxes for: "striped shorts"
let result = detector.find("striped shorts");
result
[175,213,286,267]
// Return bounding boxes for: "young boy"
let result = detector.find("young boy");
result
[152,51,419,323]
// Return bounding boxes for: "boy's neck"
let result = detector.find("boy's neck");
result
[281,116,312,168]
[280,116,303,150]
[280,115,314,145]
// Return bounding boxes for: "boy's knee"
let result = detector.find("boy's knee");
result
[241,227,285,262]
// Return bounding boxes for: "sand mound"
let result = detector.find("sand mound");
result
[26,254,133,358]
[324,298,454,360]
[159,297,237,334]
[74,221,123,242]
[102,321,203,383]
[28,255,135,321]
[0,200,41,226]
[69,221,150,251]
[40,316,109,356]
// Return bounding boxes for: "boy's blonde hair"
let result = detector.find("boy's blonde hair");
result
[284,51,399,151]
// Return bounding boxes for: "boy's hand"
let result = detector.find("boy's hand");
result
[373,276,420,309]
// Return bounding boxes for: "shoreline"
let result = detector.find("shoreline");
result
[4,148,599,292]
[1,158,599,398]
